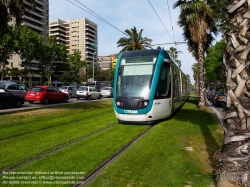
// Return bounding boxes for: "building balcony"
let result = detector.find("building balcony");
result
[86,37,96,43]
[86,32,96,38]
[22,22,44,32]
[85,23,96,29]
[24,8,44,19]
[23,15,44,25]
[49,32,66,37]
[85,28,96,34]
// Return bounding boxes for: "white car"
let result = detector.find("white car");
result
[100,87,113,97]
[76,86,102,100]
[58,86,77,98]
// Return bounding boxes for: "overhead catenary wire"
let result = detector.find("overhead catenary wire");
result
[148,0,175,43]
[66,0,127,36]
[166,0,176,45]
[147,0,193,75]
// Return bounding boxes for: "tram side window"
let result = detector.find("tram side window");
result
[172,66,180,97]
[155,65,171,99]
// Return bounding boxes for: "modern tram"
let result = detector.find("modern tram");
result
[113,49,190,124]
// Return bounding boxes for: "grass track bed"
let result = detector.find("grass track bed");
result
[86,98,224,187]
[0,114,117,171]
[0,100,112,129]
[1,125,149,187]
[0,98,224,187]
[0,109,113,140]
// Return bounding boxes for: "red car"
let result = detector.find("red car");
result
[26,86,69,104]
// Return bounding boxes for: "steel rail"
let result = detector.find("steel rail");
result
[1,123,119,175]
[74,125,154,187]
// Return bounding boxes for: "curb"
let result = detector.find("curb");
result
[206,100,224,126]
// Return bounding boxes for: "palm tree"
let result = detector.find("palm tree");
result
[116,26,152,53]
[167,47,181,67]
[214,1,250,186]
[174,0,218,111]
[0,0,26,36]
[192,63,199,91]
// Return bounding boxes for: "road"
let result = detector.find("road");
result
[206,99,225,124]
[0,97,112,113]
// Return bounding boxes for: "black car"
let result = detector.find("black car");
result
[0,87,24,108]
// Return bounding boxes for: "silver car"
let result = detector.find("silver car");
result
[58,86,77,98]
[100,87,113,97]
[76,86,102,100]
[0,81,29,99]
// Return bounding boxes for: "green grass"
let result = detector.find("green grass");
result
[87,98,224,187]
[0,98,224,187]
[2,125,148,187]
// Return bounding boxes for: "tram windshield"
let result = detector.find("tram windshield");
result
[116,57,156,99]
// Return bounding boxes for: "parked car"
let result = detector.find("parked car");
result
[100,87,113,98]
[76,86,102,100]
[0,81,29,99]
[58,86,77,98]
[25,86,69,104]
[209,90,218,101]
[212,92,225,107]
[206,90,213,99]
[0,87,24,108]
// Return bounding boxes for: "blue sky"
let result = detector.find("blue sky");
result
[49,0,222,84]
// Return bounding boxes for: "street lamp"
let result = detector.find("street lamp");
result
[93,52,96,81]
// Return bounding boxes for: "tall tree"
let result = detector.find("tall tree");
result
[174,0,218,111]
[0,0,35,36]
[117,26,152,52]
[167,47,182,67]
[0,26,14,80]
[204,40,226,90]
[68,50,86,84]
[214,1,250,186]
[14,25,42,88]
[192,62,199,90]
[0,0,23,36]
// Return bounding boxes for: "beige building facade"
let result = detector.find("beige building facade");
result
[49,18,98,64]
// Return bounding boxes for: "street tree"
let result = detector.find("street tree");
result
[37,36,67,85]
[204,40,226,90]
[0,26,14,80]
[214,1,250,186]
[192,63,199,90]
[174,0,218,111]
[68,50,86,84]
[117,26,152,53]
[14,25,42,88]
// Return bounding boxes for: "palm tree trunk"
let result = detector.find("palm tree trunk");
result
[198,42,206,111]
[215,1,250,186]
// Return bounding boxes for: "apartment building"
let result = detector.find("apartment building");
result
[6,0,49,87]
[49,18,98,64]
[97,55,116,70]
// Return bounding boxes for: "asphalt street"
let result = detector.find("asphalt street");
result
[0,97,112,113]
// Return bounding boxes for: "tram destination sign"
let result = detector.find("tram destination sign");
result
[125,57,155,63]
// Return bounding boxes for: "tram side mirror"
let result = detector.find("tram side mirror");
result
[164,59,171,63]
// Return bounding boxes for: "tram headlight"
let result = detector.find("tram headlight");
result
[116,101,124,106]
[138,101,148,107]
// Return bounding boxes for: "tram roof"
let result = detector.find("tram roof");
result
[121,49,162,58]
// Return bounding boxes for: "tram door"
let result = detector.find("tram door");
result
[153,62,172,118]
